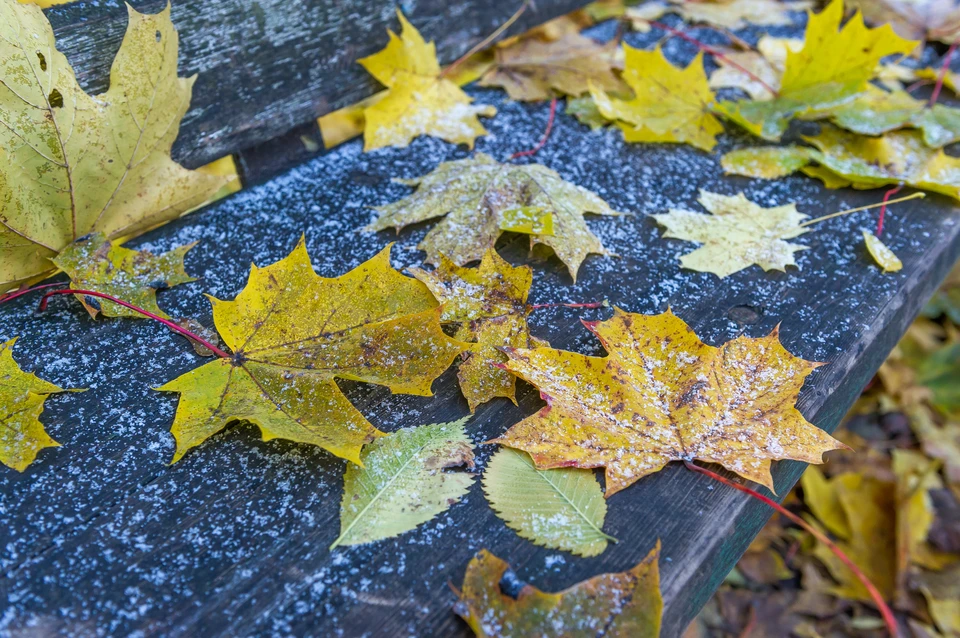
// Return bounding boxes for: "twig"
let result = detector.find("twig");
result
[0,282,68,305]
[38,289,230,359]
[648,20,780,98]
[930,42,957,107]
[684,461,898,637]
[876,184,904,237]
[509,97,559,160]
[441,0,529,79]
[528,300,606,310]
[798,193,924,227]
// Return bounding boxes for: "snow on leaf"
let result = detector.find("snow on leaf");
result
[331,418,475,549]
[52,233,197,319]
[494,308,844,497]
[0,0,227,293]
[0,338,70,471]
[589,45,723,152]
[358,10,496,151]
[652,190,809,278]
[157,239,467,464]
[411,249,539,411]
[716,0,917,140]
[482,447,615,557]
[454,543,662,637]
[478,30,625,102]
[366,153,622,280]
[862,230,903,273]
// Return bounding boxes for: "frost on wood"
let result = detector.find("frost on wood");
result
[495,308,845,496]
[358,10,495,151]
[157,239,466,464]
[0,0,227,293]
[483,448,614,557]
[653,190,809,278]
[455,542,661,637]
[332,418,474,548]
[0,338,69,471]
[366,153,622,280]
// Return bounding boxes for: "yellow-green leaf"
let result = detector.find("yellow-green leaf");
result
[332,418,474,548]
[483,447,615,557]
[157,240,466,464]
[590,45,723,151]
[862,230,903,273]
[455,543,662,637]
[358,11,495,151]
[51,233,196,319]
[500,207,555,236]
[653,190,809,278]
[366,153,621,280]
[0,338,67,471]
[720,145,814,179]
[0,0,227,293]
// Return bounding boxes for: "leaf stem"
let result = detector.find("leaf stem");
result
[648,21,780,98]
[509,97,559,160]
[929,42,957,107]
[875,184,904,237]
[38,289,230,359]
[528,300,606,311]
[798,192,924,228]
[683,461,898,638]
[440,0,529,79]
[0,282,68,305]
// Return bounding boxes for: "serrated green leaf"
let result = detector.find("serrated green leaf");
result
[332,418,475,549]
[482,447,615,557]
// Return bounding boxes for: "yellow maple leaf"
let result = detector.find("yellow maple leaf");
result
[0,1,228,294]
[411,249,538,411]
[0,338,69,471]
[157,239,466,464]
[358,11,496,151]
[52,233,197,319]
[717,0,917,140]
[455,543,662,637]
[590,45,723,151]
[653,190,810,278]
[478,30,625,102]
[495,308,844,496]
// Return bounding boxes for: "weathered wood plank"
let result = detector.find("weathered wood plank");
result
[45,0,585,169]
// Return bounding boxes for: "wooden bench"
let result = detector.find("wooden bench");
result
[2,1,960,636]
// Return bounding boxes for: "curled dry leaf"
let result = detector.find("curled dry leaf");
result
[589,45,723,152]
[332,418,474,548]
[0,1,227,294]
[849,0,960,45]
[52,233,196,319]
[454,542,662,637]
[653,190,809,278]
[478,30,625,102]
[157,240,466,464]
[358,11,495,151]
[411,249,538,411]
[366,153,622,280]
[495,308,844,496]
[0,338,72,471]
[716,0,916,141]
[482,447,615,557]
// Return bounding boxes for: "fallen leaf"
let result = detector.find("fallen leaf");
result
[716,0,917,140]
[863,230,903,273]
[653,190,809,278]
[627,0,812,31]
[331,418,474,548]
[923,263,960,324]
[0,338,68,470]
[802,465,852,538]
[478,31,625,101]
[358,11,496,151]
[918,67,960,95]
[566,95,611,129]
[722,126,960,200]
[708,37,800,100]
[411,249,538,410]
[51,233,196,319]
[454,543,662,637]
[918,342,960,418]
[365,153,621,280]
[916,562,960,635]
[157,240,466,464]
[483,447,615,556]
[495,308,844,496]
[849,0,960,45]
[590,45,723,151]
[0,1,227,293]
